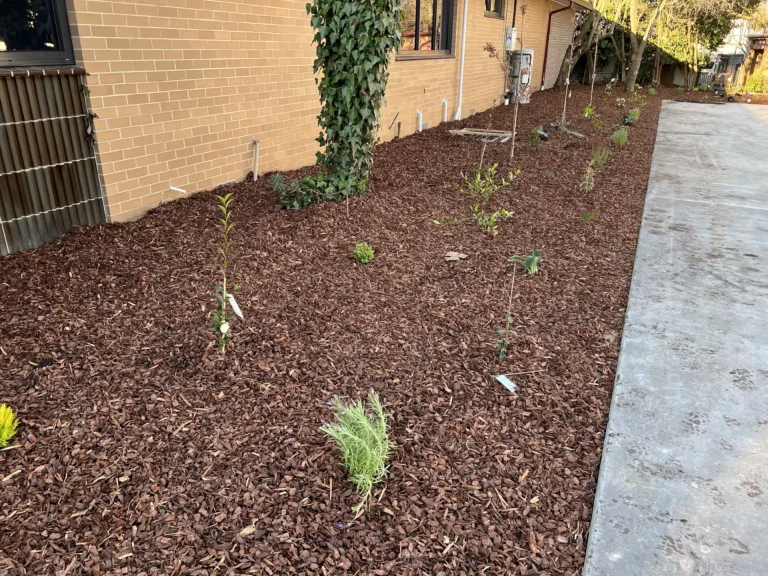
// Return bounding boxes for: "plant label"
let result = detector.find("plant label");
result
[495,375,516,393]
[227,294,244,319]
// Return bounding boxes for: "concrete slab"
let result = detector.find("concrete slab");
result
[583,101,768,576]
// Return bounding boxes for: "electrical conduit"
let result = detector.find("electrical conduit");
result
[454,0,469,120]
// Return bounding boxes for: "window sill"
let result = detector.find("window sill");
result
[396,52,455,62]
[484,11,505,19]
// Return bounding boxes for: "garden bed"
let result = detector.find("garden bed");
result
[1,85,669,575]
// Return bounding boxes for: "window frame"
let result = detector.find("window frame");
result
[484,0,504,19]
[0,0,76,68]
[397,0,454,58]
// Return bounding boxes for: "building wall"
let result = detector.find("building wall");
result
[542,8,575,89]
[66,0,552,222]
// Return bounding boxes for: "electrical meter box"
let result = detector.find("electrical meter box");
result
[505,27,517,52]
[509,49,534,104]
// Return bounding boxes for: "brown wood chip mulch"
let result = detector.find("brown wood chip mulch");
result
[1,85,682,575]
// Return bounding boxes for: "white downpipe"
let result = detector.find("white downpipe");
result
[454,0,469,120]
[442,99,448,123]
[416,109,423,132]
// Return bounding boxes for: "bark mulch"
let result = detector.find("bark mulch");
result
[1,85,672,575]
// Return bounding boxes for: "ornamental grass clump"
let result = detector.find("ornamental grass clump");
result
[321,392,392,511]
[612,126,628,147]
[0,404,19,447]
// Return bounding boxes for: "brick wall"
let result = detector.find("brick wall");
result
[66,0,553,222]
[542,7,575,89]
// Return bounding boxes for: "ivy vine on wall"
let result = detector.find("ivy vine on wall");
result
[278,0,403,210]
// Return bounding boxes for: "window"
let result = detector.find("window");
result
[0,0,75,67]
[400,0,453,55]
[485,0,504,18]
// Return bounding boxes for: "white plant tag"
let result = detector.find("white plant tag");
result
[495,375,516,393]
[227,294,244,319]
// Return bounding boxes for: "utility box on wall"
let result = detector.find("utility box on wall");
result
[505,27,517,52]
[509,49,534,104]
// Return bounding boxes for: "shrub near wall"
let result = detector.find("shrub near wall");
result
[280,0,404,209]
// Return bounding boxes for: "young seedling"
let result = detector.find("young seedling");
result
[321,392,392,512]
[461,164,518,204]
[353,242,375,264]
[580,165,595,192]
[496,266,517,359]
[471,205,513,236]
[612,126,628,147]
[604,83,614,97]
[525,127,543,151]
[591,146,609,168]
[211,192,239,354]
[509,249,546,276]
[432,216,458,226]
[648,87,657,96]
[583,104,596,119]
[623,107,641,126]
[581,211,596,224]
[0,404,19,447]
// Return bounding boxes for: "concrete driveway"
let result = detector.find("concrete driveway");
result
[584,101,768,576]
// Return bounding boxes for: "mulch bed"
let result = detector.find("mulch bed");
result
[1,85,672,575]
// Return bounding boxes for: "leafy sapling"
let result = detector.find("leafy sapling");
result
[321,392,392,512]
[604,83,614,97]
[471,205,513,236]
[612,126,628,146]
[496,267,517,359]
[509,249,546,276]
[0,404,19,447]
[353,242,375,264]
[525,127,543,151]
[461,164,518,204]
[583,104,596,119]
[211,192,239,354]
[581,211,596,224]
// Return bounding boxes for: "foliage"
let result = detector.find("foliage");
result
[496,315,516,359]
[591,146,610,168]
[580,165,596,192]
[270,173,287,196]
[581,211,596,224]
[615,97,627,109]
[628,91,647,106]
[583,104,597,119]
[648,87,657,96]
[674,86,683,95]
[353,242,375,264]
[604,83,614,96]
[623,107,641,126]
[321,392,392,511]
[211,192,239,354]
[612,126,629,146]
[0,404,19,448]
[471,205,513,236]
[525,128,544,151]
[744,72,768,93]
[509,249,546,276]
[432,216,458,226]
[461,164,518,204]
[280,0,403,209]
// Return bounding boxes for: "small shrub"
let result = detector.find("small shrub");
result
[525,128,543,151]
[580,165,595,192]
[693,87,699,92]
[615,97,627,109]
[583,104,596,119]
[629,107,640,123]
[629,91,647,106]
[612,126,628,146]
[270,173,287,195]
[211,192,239,354]
[604,83,614,96]
[472,205,513,235]
[744,72,767,93]
[581,211,596,224]
[0,405,19,448]
[674,87,683,95]
[353,242,375,264]
[648,87,657,96]
[321,392,392,511]
[591,146,609,168]
[509,249,546,276]
[461,164,518,204]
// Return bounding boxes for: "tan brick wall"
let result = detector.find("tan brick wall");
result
[66,0,552,221]
[542,7,576,89]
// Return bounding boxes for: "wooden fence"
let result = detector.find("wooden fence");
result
[0,69,105,256]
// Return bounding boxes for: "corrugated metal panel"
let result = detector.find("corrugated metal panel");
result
[0,72,104,256]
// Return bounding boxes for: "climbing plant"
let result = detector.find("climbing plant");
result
[279,0,403,210]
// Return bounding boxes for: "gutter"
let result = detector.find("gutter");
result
[541,1,573,88]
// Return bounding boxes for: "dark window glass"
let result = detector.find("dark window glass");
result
[400,0,452,53]
[485,0,503,17]
[0,0,74,66]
